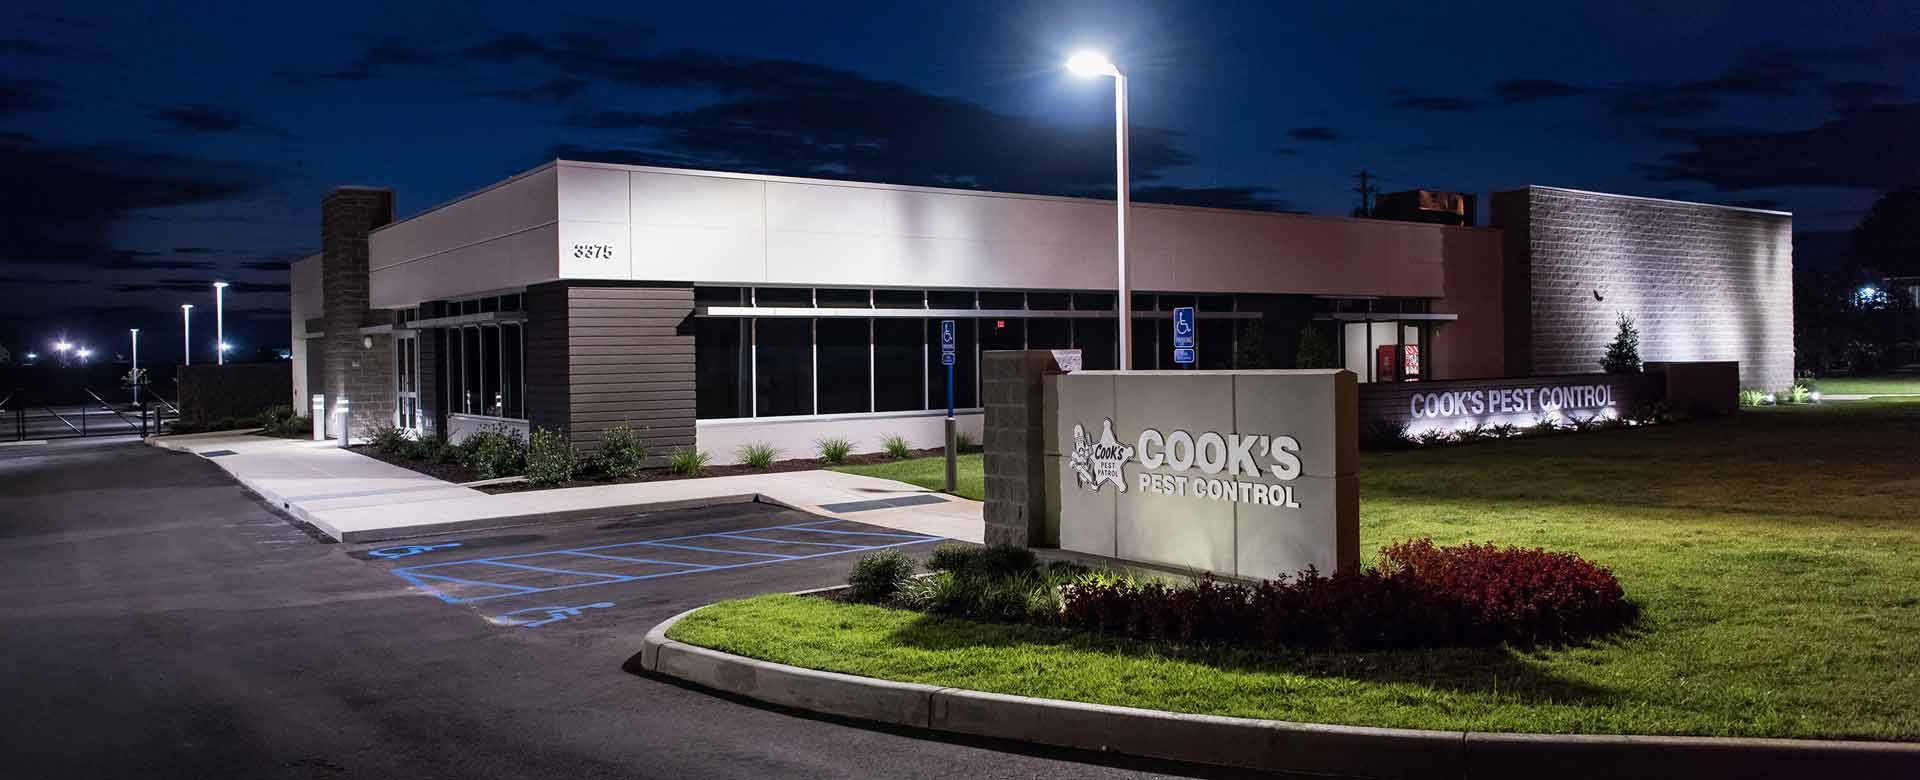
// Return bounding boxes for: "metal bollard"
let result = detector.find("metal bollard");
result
[311,394,325,442]
[335,398,351,448]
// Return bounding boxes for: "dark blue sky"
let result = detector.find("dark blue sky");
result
[3,0,1916,361]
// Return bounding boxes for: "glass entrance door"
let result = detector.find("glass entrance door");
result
[395,334,419,430]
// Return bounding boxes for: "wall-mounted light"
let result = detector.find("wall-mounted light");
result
[362,336,374,349]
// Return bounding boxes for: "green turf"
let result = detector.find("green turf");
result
[678,400,1920,740]
[833,452,984,501]
[1813,375,1920,397]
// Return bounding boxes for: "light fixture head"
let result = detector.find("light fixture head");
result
[219,342,232,352]
[182,303,194,310]
[54,341,71,352]
[212,281,230,289]
[1066,50,1119,78]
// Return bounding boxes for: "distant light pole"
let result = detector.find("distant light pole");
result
[54,339,72,368]
[130,328,141,405]
[130,328,139,371]
[181,304,194,365]
[213,281,229,365]
[1067,50,1132,369]
[76,347,93,363]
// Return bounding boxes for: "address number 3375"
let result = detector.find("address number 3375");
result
[571,244,615,260]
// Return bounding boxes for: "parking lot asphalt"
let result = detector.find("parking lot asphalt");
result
[0,439,1276,780]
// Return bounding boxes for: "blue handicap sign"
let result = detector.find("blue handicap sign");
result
[940,319,956,366]
[1172,307,1196,364]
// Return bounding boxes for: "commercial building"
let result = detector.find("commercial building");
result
[290,161,1792,462]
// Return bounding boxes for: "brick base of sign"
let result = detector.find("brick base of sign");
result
[981,350,1074,548]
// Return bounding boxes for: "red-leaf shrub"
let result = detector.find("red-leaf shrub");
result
[1058,539,1634,650]
[1378,538,1635,645]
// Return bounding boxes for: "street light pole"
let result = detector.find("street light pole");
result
[130,328,141,405]
[213,281,228,365]
[1068,51,1132,370]
[181,304,193,365]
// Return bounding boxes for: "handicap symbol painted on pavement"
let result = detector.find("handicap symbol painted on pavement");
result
[368,542,464,559]
[494,602,616,628]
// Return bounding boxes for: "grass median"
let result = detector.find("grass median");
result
[833,452,985,501]
[1814,375,1920,397]
[692,400,1920,740]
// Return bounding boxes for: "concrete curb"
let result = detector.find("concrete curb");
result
[633,606,1920,779]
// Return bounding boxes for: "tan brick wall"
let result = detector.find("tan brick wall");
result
[1497,187,1794,390]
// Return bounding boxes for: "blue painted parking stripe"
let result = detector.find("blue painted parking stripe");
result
[554,550,712,568]
[474,560,631,579]
[634,541,795,558]
[387,519,944,604]
[712,533,866,548]
[780,527,937,539]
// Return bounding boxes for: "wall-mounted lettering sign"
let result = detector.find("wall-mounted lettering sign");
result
[571,244,616,260]
[1049,370,1359,580]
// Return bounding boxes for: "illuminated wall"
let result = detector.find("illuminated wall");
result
[1493,186,1794,391]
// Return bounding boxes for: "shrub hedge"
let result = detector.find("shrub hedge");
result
[1057,539,1635,649]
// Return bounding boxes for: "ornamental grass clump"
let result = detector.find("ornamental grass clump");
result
[881,433,913,460]
[667,448,711,476]
[737,441,779,469]
[816,437,853,464]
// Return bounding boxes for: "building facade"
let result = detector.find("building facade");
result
[290,161,1791,462]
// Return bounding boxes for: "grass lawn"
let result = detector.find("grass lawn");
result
[677,400,1920,740]
[833,452,984,501]
[1815,375,1920,396]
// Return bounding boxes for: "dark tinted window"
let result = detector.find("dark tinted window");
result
[754,318,813,416]
[816,318,871,414]
[873,318,923,411]
[1027,291,1070,310]
[816,288,871,307]
[874,289,924,308]
[695,318,749,419]
[927,290,975,309]
[978,291,1024,310]
[755,287,812,307]
[926,319,976,409]
[695,286,746,307]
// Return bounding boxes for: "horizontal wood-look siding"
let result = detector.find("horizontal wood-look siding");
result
[556,283,697,453]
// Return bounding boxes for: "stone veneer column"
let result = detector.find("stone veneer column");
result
[981,350,1070,547]
[321,186,395,443]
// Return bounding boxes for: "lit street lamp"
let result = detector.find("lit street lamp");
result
[213,281,229,365]
[76,347,93,363]
[182,304,194,365]
[1067,50,1132,369]
[130,328,139,371]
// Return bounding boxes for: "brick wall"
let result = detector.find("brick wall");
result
[981,351,1069,547]
[1493,187,1794,390]
[320,187,396,442]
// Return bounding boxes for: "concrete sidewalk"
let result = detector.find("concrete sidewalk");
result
[148,432,983,544]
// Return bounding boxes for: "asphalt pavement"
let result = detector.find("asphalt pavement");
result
[0,438,1279,779]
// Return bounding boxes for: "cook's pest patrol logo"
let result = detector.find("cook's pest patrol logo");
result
[1069,419,1135,493]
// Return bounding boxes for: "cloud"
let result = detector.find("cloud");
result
[471,77,589,105]
[1826,81,1901,104]
[108,279,290,294]
[1273,147,1300,156]
[1285,126,1338,142]
[0,275,89,285]
[1642,102,1920,190]
[0,78,57,117]
[1614,51,1821,118]
[0,135,272,270]
[144,104,284,136]
[1494,78,1589,103]
[293,31,1282,207]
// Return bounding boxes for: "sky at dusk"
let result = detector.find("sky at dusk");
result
[3,0,1916,362]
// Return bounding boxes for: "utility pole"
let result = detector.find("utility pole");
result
[1352,170,1381,218]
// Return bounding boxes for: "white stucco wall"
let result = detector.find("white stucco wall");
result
[371,160,1495,307]
[696,409,984,465]
[288,253,322,409]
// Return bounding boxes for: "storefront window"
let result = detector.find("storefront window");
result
[817,318,872,414]
[925,318,976,409]
[695,318,749,419]
[873,318,923,411]
[500,323,523,418]
[755,318,814,416]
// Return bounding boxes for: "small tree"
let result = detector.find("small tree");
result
[1234,321,1270,368]
[1295,324,1333,369]
[1600,313,1642,373]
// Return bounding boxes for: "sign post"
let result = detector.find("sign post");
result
[940,320,957,492]
[1172,306,1196,367]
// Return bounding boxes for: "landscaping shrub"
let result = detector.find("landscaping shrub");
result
[1379,538,1635,645]
[817,436,853,464]
[848,550,916,603]
[1739,388,1769,407]
[1529,415,1562,435]
[1359,419,1412,451]
[1414,428,1454,446]
[882,433,913,460]
[737,441,779,469]
[596,425,649,479]
[1057,538,1634,650]
[257,406,311,437]
[953,429,978,453]
[1782,385,1813,405]
[525,427,579,486]
[461,427,527,480]
[668,448,711,476]
[927,544,1038,579]
[370,424,411,454]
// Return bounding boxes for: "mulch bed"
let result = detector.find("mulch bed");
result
[344,445,949,494]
